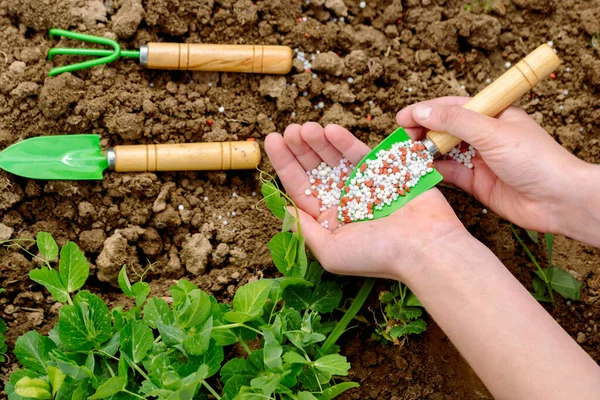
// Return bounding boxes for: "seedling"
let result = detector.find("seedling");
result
[372,283,427,344]
[511,225,581,303]
[6,176,375,399]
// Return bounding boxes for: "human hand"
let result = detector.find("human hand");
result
[264,123,469,282]
[396,96,593,236]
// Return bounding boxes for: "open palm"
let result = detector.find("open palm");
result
[264,123,464,281]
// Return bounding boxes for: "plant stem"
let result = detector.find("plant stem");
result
[213,323,263,336]
[123,389,147,399]
[201,380,221,399]
[239,340,253,356]
[322,278,375,353]
[510,224,554,302]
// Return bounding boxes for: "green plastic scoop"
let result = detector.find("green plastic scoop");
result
[340,127,443,222]
[0,135,108,180]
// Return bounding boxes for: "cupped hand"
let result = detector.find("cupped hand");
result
[396,97,588,235]
[264,123,467,282]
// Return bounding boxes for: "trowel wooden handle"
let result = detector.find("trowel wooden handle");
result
[113,141,261,172]
[425,44,561,156]
[143,43,293,74]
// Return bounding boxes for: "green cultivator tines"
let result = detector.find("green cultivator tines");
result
[47,28,293,77]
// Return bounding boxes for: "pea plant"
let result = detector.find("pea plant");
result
[511,225,581,303]
[6,177,373,400]
[372,283,426,344]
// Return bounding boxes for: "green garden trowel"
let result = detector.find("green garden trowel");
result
[343,43,561,221]
[0,135,261,180]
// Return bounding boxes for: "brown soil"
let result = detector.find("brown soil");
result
[1,0,600,398]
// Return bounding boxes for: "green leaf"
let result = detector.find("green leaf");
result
[14,331,56,373]
[295,234,308,278]
[178,342,224,379]
[313,354,351,376]
[405,292,423,307]
[267,232,296,276]
[309,282,342,313]
[222,375,249,400]
[298,392,319,400]
[58,242,89,293]
[532,277,547,296]
[386,303,422,321]
[224,280,272,323]
[282,209,296,232]
[143,297,174,329]
[29,266,69,303]
[183,317,213,356]
[15,376,52,399]
[389,319,428,338]
[282,286,311,311]
[54,358,93,380]
[37,232,58,261]
[157,322,186,347]
[174,289,212,329]
[545,233,554,266]
[262,328,283,372]
[221,358,259,384]
[131,281,150,308]
[121,320,153,364]
[532,292,553,302]
[305,261,323,286]
[117,266,134,297]
[269,277,313,302]
[58,291,112,351]
[98,332,120,357]
[250,373,281,396]
[526,230,539,243]
[319,382,360,399]
[47,366,66,396]
[262,180,287,219]
[282,351,310,365]
[547,267,581,300]
[88,376,126,399]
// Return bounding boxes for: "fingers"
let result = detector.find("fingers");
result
[435,157,497,205]
[264,133,321,217]
[324,124,371,165]
[396,97,471,128]
[301,122,344,166]
[410,103,503,152]
[283,124,321,171]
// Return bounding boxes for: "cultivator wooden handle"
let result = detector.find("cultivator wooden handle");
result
[110,141,261,172]
[423,44,562,157]
[141,43,293,74]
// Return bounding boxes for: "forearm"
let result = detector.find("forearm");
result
[558,162,600,247]
[401,232,600,400]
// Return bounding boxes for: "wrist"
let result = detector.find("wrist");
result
[556,161,600,246]
[395,226,477,285]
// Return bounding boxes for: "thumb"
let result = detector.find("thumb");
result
[412,103,504,152]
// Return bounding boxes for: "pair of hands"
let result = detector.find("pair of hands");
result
[264,97,591,281]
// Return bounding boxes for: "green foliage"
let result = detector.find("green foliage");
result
[8,180,369,400]
[373,283,427,343]
[511,225,581,303]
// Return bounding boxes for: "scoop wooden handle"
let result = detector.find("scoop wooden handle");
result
[144,43,293,74]
[113,141,261,172]
[425,44,561,156]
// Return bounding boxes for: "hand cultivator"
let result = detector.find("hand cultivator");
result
[46,29,293,77]
[0,136,261,180]
[303,44,562,222]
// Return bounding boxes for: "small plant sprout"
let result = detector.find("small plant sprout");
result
[511,225,581,303]
[374,283,427,344]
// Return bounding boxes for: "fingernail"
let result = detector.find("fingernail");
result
[413,105,432,120]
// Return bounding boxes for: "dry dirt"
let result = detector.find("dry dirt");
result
[1,0,600,398]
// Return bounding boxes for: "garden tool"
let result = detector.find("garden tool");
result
[0,135,261,180]
[343,43,561,221]
[47,29,293,77]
